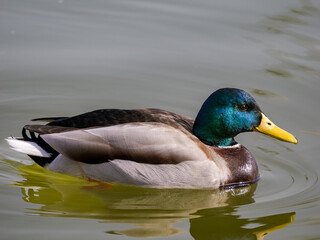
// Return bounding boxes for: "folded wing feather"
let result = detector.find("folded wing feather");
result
[41,123,209,165]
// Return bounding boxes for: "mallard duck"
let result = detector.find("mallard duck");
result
[6,88,297,188]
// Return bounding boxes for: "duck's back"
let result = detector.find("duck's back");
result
[44,109,194,132]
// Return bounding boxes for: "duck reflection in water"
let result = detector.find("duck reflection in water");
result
[13,163,295,240]
[190,207,294,240]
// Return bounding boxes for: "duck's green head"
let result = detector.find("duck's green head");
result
[193,88,297,146]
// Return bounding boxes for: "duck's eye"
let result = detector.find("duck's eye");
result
[237,103,248,112]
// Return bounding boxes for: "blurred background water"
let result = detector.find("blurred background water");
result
[1,0,320,239]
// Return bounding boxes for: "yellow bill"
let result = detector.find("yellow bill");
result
[254,113,298,144]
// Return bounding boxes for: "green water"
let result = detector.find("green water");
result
[1,0,320,239]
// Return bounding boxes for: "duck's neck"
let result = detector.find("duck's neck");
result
[192,107,237,147]
[194,131,236,147]
[192,118,236,147]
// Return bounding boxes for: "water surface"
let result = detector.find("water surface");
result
[1,0,320,239]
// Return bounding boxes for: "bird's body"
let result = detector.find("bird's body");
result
[6,88,297,189]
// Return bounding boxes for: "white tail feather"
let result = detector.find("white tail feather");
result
[6,137,51,158]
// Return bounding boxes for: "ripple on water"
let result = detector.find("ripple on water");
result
[252,146,318,211]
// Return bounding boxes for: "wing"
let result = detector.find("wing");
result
[44,109,194,133]
[41,122,210,165]
[21,109,195,166]
[32,117,68,122]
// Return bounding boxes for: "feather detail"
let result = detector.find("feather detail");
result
[79,159,223,188]
[31,117,68,122]
[5,137,51,158]
[41,123,209,164]
[24,125,77,135]
[45,109,194,132]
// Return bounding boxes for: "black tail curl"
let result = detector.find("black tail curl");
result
[22,127,58,167]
